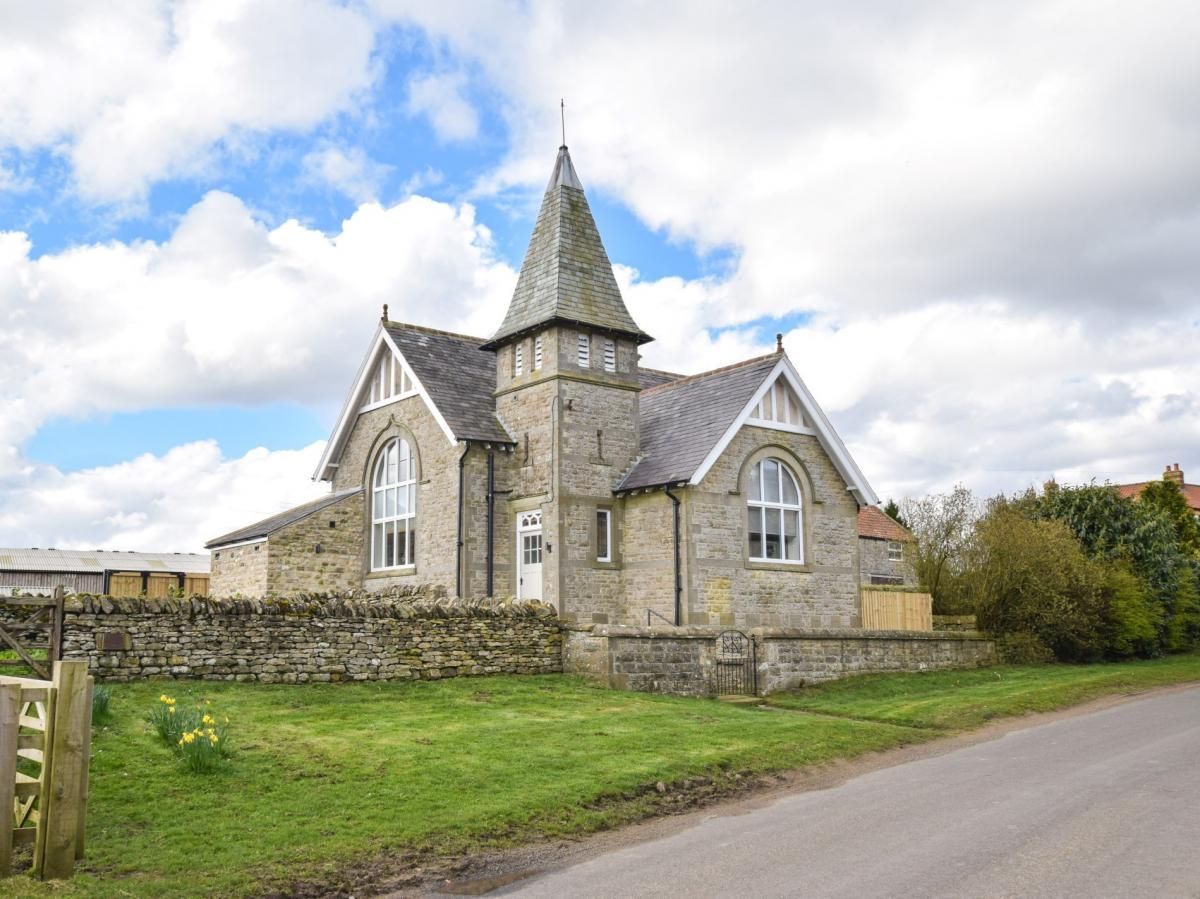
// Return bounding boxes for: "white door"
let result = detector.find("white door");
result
[517,510,544,603]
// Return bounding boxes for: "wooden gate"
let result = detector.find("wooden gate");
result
[715,630,758,696]
[1,660,92,879]
[0,590,63,680]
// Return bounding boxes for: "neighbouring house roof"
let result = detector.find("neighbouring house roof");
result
[618,351,878,505]
[0,548,209,574]
[205,488,362,549]
[1114,471,1200,513]
[482,146,651,349]
[620,355,780,490]
[384,325,513,444]
[857,505,912,542]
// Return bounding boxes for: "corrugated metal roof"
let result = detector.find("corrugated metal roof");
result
[0,548,210,574]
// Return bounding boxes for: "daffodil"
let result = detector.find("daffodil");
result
[168,706,176,715]
[202,714,215,725]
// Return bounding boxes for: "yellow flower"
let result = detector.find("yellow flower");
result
[224,717,230,725]
[209,734,219,744]
[160,695,176,705]
[180,732,195,745]
[202,714,215,725]
[168,707,176,715]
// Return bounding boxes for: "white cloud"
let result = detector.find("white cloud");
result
[405,71,479,143]
[0,189,517,549]
[0,0,378,201]
[301,144,392,202]
[0,441,328,552]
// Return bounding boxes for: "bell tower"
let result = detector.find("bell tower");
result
[481,145,652,618]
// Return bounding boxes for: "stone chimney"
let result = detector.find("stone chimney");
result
[1165,463,1184,485]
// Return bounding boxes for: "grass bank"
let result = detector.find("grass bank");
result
[5,657,1199,897]
[763,654,1200,729]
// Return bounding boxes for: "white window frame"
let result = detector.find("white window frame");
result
[596,508,612,562]
[746,458,805,564]
[577,333,590,368]
[514,344,524,377]
[370,437,417,571]
[887,540,903,562]
[534,335,543,370]
[603,339,616,372]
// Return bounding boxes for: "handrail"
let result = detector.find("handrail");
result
[644,608,675,627]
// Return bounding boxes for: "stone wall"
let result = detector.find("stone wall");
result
[59,589,561,683]
[563,624,996,697]
[209,540,268,596]
[859,536,918,587]
[268,491,364,595]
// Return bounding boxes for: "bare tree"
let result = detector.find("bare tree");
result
[901,485,979,610]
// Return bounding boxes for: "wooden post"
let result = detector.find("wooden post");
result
[75,677,93,860]
[50,587,65,666]
[36,661,88,879]
[0,683,20,875]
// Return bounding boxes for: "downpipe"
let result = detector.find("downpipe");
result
[664,486,683,626]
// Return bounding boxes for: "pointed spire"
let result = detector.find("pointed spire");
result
[482,146,651,349]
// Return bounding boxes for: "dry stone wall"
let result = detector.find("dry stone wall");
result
[59,588,561,683]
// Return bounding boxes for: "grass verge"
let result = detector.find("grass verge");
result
[4,657,1198,897]
[763,654,1200,730]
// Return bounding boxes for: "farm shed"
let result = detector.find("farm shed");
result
[0,548,210,597]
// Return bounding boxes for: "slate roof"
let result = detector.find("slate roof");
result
[205,488,362,549]
[385,325,513,444]
[483,146,651,348]
[857,505,912,541]
[619,354,781,491]
[0,548,209,574]
[638,367,682,390]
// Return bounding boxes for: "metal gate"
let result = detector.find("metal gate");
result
[715,630,757,696]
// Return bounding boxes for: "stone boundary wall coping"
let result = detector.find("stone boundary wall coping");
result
[62,591,557,620]
[584,624,991,642]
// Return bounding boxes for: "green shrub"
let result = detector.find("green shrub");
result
[92,685,114,726]
[1099,564,1161,659]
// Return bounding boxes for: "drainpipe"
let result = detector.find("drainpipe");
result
[487,447,496,598]
[664,485,683,625]
[455,442,470,598]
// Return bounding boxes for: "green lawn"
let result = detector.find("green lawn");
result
[5,676,917,898]
[5,658,1200,898]
[763,654,1200,730]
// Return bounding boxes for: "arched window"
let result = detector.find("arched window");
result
[747,458,803,563]
[371,438,416,570]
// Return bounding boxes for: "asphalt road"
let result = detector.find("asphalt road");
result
[499,687,1200,899]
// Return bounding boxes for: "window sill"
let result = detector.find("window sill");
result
[366,567,417,579]
[745,560,812,573]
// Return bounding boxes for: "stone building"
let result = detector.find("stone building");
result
[856,506,917,587]
[209,145,894,628]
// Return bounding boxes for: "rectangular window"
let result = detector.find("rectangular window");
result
[534,335,543,370]
[514,344,524,376]
[888,540,903,562]
[870,574,904,586]
[596,509,612,561]
[577,333,590,368]
[603,339,616,372]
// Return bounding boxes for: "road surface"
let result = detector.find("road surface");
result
[499,687,1200,898]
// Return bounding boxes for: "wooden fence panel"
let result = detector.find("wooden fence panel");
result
[861,590,933,632]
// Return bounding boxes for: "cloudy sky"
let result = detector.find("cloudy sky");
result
[2,0,1198,552]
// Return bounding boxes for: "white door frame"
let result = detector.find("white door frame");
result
[516,509,544,601]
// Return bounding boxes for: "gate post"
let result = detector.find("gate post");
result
[35,661,90,880]
[0,683,19,875]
